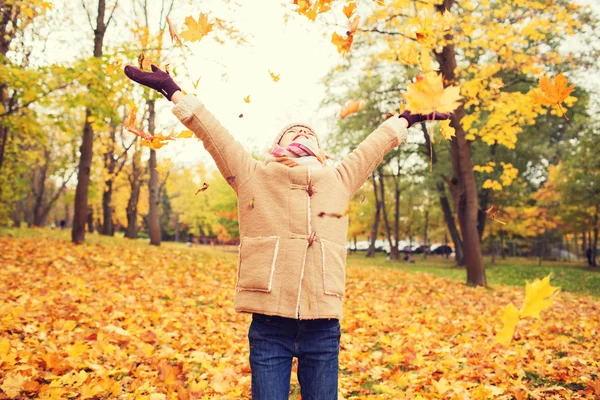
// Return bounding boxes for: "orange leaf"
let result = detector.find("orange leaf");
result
[244,95,251,103]
[343,2,356,18]
[137,53,152,71]
[340,99,365,119]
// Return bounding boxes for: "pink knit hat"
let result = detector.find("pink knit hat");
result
[273,122,322,148]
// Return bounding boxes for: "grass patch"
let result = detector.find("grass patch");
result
[346,251,600,299]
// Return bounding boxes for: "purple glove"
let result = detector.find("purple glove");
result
[123,64,182,101]
[387,110,450,128]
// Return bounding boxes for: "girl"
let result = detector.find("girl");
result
[124,64,447,399]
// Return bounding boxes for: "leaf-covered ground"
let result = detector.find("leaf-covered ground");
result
[1,234,599,399]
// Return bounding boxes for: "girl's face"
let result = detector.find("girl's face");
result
[278,126,318,148]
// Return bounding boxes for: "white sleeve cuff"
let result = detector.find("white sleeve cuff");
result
[172,94,204,120]
[381,115,408,145]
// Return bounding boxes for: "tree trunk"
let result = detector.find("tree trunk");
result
[147,99,161,246]
[390,153,401,260]
[87,206,94,233]
[592,208,598,267]
[378,167,394,258]
[423,208,429,259]
[500,229,506,259]
[478,187,490,240]
[102,126,116,236]
[102,180,114,236]
[126,150,144,239]
[71,0,108,244]
[367,173,381,258]
[437,182,464,265]
[435,0,486,286]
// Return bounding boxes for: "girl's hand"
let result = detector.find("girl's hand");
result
[386,110,450,128]
[123,64,182,101]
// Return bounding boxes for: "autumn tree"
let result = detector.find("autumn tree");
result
[71,0,119,243]
[311,0,595,285]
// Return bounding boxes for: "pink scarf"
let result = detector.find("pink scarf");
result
[265,137,328,168]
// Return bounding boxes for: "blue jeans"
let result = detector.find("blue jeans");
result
[248,313,341,399]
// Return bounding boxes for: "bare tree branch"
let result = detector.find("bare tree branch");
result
[81,0,95,31]
[105,0,120,30]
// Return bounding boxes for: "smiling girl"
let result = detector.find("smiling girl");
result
[124,64,447,400]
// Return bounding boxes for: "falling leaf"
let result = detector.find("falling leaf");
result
[192,78,200,89]
[125,107,153,141]
[176,130,194,139]
[248,197,255,209]
[105,62,122,74]
[340,99,365,119]
[359,194,365,203]
[244,96,251,103]
[269,70,280,82]
[440,120,456,140]
[195,183,209,195]
[520,274,560,319]
[483,205,507,225]
[166,17,183,46]
[332,32,354,55]
[239,114,244,118]
[494,303,520,347]
[180,13,214,43]
[343,2,356,18]
[529,73,575,120]
[403,71,462,115]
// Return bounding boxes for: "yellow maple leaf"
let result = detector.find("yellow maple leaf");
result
[1,373,28,398]
[403,71,462,115]
[520,274,560,319]
[440,120,455,140]
[343,2,356,18]
[244,95,251,103]
[269,70,280,82]
[432,377,451,395]
[180,13,213,43]
[494,303,520,346]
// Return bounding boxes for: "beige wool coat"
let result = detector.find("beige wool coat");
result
[173,94,408,321]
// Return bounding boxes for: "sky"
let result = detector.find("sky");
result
[37,0,600,173]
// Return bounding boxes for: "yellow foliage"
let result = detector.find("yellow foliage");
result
[482,179,503,191]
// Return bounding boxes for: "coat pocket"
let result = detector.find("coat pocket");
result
[320,239,347,298]
[237,236,280,292]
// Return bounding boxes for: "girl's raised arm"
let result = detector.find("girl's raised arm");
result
[124,65,258,193]
[335,111,449,196]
